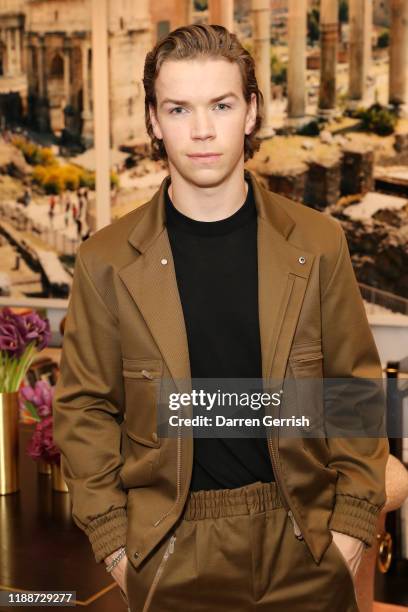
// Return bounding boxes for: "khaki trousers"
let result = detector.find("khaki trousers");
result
[123,480,359,612]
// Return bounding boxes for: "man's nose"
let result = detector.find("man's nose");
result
[191,111,216,139]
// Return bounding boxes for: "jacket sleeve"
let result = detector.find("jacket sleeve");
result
[321,222,389,548]
[52,245,127,563]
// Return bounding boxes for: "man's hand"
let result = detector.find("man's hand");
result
[330,529,366,578]
[104,549,129,599]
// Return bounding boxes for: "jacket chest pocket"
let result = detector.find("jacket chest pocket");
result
[122,358,163,448]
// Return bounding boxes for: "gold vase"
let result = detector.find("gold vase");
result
[51,462,69,493]
[37,459,52,475]
[0,391,19,495]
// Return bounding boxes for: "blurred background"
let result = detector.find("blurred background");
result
[0,1,407,610]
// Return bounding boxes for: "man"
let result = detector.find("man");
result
[53,24,388,611]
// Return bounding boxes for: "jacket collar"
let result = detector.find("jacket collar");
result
[127,168,296,253]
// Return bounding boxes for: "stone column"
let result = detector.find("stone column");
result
[91,0,110,229]
[174,0,191,28]
[208,0,234,31]
[0,30,4,75]
[27,43,36,91]
[21,31,28,73]
[81,40,93,144]
[15,28,21,74]
[348,0,372,108]
[287,0,307,125]
[36,36,49,131]
[81,42,90,113]
[6,29,13,75]
[63,41,71,105]
[318,0,339,119]
[251,0,274,138]
[389,0,408,116]
[38,37,47,99]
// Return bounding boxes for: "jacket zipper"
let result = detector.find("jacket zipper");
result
[267,430,304,540]
[263,274,303,539]
[153,420,182,527]
[150,387,302,542]
[142,533,176,612]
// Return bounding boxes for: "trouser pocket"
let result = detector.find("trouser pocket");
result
[142,533,177,612]
[119,586,128,604]
[119,558,130,607]
[329,539,359,605]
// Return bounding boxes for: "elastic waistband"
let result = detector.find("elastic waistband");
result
[182,480,284,520]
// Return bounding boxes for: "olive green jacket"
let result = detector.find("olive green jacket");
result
[52,168,389,569]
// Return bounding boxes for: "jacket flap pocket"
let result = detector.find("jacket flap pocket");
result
[289,340,323,363]
[122,358,163,379]
[122,358,163,448]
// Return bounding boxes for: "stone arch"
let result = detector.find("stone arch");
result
[77,87,83,111]
[50,52,64,78]
[48,52,65,134]
[0,40,7,76]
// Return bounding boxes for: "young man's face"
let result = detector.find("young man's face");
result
[149,57,257,187]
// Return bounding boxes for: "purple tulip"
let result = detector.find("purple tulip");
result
[0,307,51,358]
[20,380,54,419]
[14,309,52,352]
[0,319,25,358]
[26,415,60,465]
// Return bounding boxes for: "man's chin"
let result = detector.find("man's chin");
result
[186,169,228,188]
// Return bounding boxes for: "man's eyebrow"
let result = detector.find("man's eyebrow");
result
[160,92,240,108]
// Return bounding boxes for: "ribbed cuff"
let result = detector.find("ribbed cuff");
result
[328,494,382,548]
[84,508,128,563]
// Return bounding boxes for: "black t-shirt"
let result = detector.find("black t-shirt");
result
[165,178,275,491]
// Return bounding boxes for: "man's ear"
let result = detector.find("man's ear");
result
[149,104,163,140]
[244,92,257,136]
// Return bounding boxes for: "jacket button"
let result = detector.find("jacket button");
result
[298,256,306,264]
[134,551,140,558]
[151,432,158,443]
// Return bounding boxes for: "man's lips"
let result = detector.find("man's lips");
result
[187,153,222,159]
[189,152,221,157]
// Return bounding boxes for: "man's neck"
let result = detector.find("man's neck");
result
[167,169,249,222]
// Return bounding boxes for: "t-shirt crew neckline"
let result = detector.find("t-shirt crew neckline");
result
[165,179,256,237]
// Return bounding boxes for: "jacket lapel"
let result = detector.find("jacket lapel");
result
[256,215,315,381]
[118,169,315,392]
[118,223,191,394]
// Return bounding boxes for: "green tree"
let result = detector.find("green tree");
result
[377,30,390,48]
[354,103,397,136]
[270,52,287,85]
[339,0,348,23]
[307,8,320,44]
[194,0,207,10]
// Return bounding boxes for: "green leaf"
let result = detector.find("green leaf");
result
[25,400,41,422]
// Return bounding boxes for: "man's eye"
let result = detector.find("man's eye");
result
[169,107,185,115]
[169,103,231,115]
